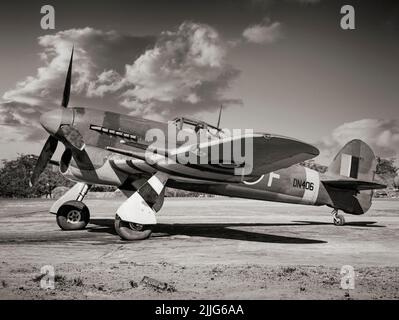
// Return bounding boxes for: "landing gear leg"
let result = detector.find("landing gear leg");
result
[76,184,90,202]
[332,209,345,226]
[56,184,92,231]
[114,172,168,241]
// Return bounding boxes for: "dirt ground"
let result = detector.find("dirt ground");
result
[0,197,398,299]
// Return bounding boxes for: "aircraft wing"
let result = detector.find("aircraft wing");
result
[108,133,319,182]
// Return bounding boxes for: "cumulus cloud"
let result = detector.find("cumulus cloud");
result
[0,27,153,143]
[315,119,399,165]
[1,23,241,143]
[0,125,46,143]
[122,22,241,117]
[242,18,282,44]
[0,101,42,127]
[0,101,47,142]
[3,27,154,107]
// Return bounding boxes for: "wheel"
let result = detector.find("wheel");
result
[114,214,153,241]
[56,200,90,231]
[333,213,345,226]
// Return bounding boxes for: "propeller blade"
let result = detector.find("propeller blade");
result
[60,125,85,151]
[61,47,74,108]
[216,105,223,129]
[60,149,73,173]
[29,136,58,187]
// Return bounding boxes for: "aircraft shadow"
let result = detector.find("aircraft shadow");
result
[89,219,327,244]
[293,221,385,228]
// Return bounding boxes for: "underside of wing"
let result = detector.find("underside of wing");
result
[176,133,320,177]
[107,133,319,182]
[247,134,319,176]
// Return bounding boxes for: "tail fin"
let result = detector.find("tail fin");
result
[322,140,386,215]
[326,139,376,181]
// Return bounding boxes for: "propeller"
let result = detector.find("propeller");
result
[216,105,223,130]
[29,47,74,187]
[62,47,73,108]
[29,136,58,187]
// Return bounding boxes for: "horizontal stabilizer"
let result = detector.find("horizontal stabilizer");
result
[322,179,386,191]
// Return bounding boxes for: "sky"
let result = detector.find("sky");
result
[0,0,398,165]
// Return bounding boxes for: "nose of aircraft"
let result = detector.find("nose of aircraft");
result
[40,108,73,135]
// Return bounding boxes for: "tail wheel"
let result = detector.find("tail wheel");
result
[333,213,345,226]
[114,214,153,241]
[56,200,90,231]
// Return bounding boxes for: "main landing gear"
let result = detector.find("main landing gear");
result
[113,172,168,241]
[56,184,91,231]
[331,209,345,226]
[114,214,153,241]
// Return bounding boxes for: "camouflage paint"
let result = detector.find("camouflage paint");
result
[60,107,378,216]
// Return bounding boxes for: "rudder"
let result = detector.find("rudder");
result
[326,139,377,181]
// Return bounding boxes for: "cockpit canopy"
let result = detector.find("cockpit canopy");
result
[172,117,226,139]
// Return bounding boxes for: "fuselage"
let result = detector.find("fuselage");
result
[55,107,368,215]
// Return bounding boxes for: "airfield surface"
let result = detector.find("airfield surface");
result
[0,197,398,299]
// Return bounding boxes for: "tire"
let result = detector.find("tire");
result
[333,214,345,226]
[114,214,152,241]
[56,201,90,231]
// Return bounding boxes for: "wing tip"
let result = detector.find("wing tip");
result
[265,133,320,157]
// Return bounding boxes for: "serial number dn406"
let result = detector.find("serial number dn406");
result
[293,178,314,191]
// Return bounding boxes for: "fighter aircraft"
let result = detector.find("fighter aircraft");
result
[30,50,386,240]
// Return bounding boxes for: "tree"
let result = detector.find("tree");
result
[394,176,399,189]
[300,160,328,173]
[376,157,398,175]
[375,157,398,188]
[0,154,73,198]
